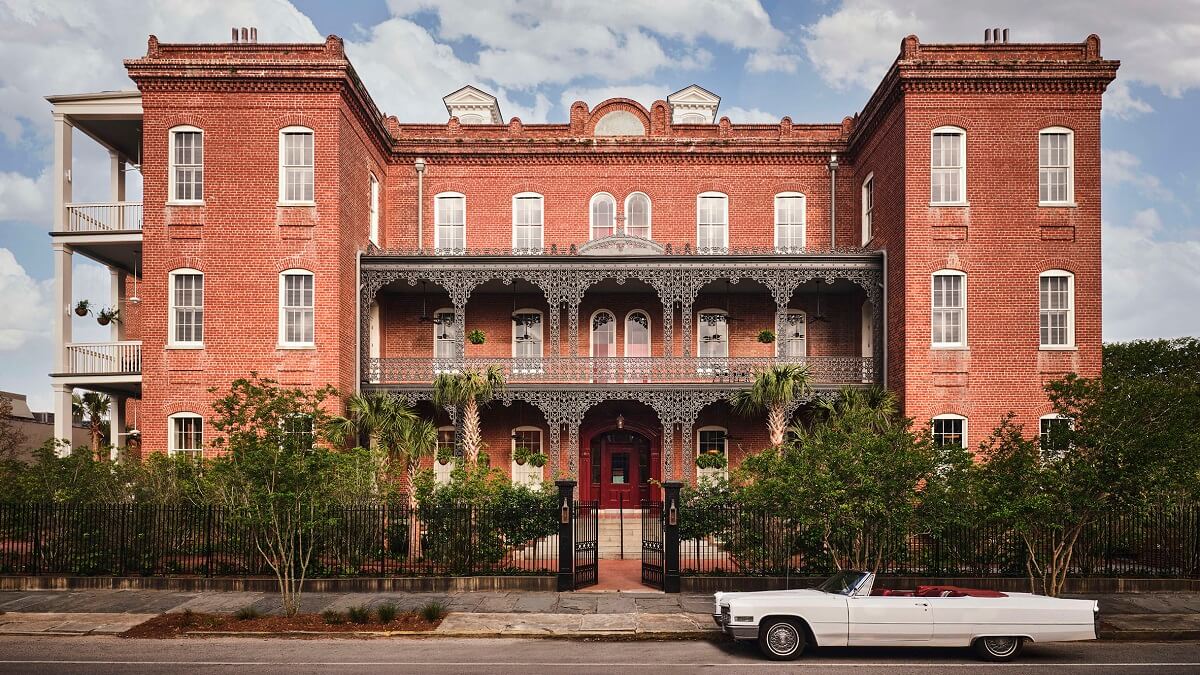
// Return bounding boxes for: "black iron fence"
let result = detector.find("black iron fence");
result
[0,502,557,577]
[681,504,1200,578]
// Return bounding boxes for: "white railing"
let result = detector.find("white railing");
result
[64,202,143,232]
[65,341,142,375]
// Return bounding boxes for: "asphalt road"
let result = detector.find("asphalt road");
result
[0,636,1198,674]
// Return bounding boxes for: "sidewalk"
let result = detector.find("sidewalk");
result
[0,589,1196,640]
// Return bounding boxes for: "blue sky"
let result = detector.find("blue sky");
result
[1,0,1198,410]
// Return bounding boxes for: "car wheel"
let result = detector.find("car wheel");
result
[974,636,1024,662]
[758,618,807,661]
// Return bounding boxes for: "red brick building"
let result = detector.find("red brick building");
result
[48,32,1117,506]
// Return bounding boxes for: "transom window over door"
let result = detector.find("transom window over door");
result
[279,270,314,347]
[774,192,806,251]
[590,193,615,239]
[931,270,966,348]
[779,311,806,358]
[512,193,544,251]
[1039,128,1074,204]
[697,309,729,358]
[169,126,203,202]
[1040,270,1075,348]
[697,192,728,252]
[931,127,966,204]
[279,127,314,203]
[625,192,651,238]
[435,192,466,251]
[169,269,203,347]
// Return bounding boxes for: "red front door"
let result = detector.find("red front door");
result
[602,444,637,508]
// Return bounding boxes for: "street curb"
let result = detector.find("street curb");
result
[180,629,721,640]
[1099,630,1200,641]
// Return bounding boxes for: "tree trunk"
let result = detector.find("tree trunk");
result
[407,464,423,560]
[766,404,787,447]
[462,399,481,465]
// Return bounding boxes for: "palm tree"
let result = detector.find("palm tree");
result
[731,364,811,447]
[72,392,110,459]
[813,386,899,432]
[432,366,505,466]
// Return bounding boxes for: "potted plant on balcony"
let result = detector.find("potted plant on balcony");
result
[436,445,453,465]
[467,329,487,345]
[696,451,727,470]
[96,307,120,326]
[757,329,776,344]
[74,300,92,317]
[528,451,548,468]
[513,444,531,465]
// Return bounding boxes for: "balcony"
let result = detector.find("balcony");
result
[65,202,143,232]
[365,356,876,388]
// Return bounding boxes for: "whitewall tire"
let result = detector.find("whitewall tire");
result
[758,618,806,661]
[974,636,1024,662]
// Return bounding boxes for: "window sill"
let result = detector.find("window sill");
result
[930,345,969,351]
[928,201,970,208]
[1038,202,1077,208]
[1039,345,1078,351]
[166,344,204,350]
[277,343,316,350]
[166,200,205,207]
[277,201,316,208]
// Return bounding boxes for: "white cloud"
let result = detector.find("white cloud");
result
[1103,80,1154,119]
[721,106,782,123]
[0,247,52,350]
[0,168,49,223]
[1103,149,1175,202]
[1103,209,1200,341]
[802,0,1200,116]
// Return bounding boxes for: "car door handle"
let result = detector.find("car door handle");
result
[916,602,929,607]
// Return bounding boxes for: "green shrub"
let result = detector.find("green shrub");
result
[347,605,372,624]
[419,600,447,622]
[321,609,346,625]
[376,603,398,623]
[233,606,262,621]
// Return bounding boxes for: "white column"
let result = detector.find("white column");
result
[53,243,73,373]
[109,150,125,228]
[52,383,74,453]
[109,394,126,461]
[111,269,127,341]
[53,114,72,231]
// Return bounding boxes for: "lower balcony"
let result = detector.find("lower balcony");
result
[53,341,142,396]
[365,355,876,388]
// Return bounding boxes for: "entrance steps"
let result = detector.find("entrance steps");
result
[597,509,641,560]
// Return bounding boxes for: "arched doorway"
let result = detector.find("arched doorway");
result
[583,427,658,508]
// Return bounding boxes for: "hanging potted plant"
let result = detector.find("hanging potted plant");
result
[513,445,532,466]
[696,452,727,470]
[96,307,120,326]
[528,452,548,468]
[467,329,487,345]
[757,329,776,344]
[436,446,453,465]
[74,300,92,317]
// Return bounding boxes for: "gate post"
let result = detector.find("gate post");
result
[663,481,682,593]
[556,480,576,592]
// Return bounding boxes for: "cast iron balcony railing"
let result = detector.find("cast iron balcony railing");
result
[365,355,876,386]
[64,202,143,232]
[64,341,142,376]
[369,243,874,257]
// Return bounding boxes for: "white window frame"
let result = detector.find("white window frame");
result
[1039,127,1075,206]
[511,426,545,486]
[696,192,728,252]
[777,309,807,358]
[167,268,204,349]
[697,425,729,480]
[861,173,874,245]
[434,191,466,252]
[512,308,544,374]
[589,309,617,357]
[589,192,616,240]
[168,412,204,457]
[931,269,967,348]
[278,269,315,348]
[624,192,652,239]
[512,192,544,252]
[623,310,652,356]
[773,192,806,251]
[432,307,456,361]
[278,126,315,205]
[368,172,379,245]
[930,126,967,205]
[435,425,457,484]
[697,308,730,370]
[931,413,967,449]
[168,125,204,204]
[1039,270,1076,349]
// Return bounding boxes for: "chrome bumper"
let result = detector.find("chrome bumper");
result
[714,610,757,640]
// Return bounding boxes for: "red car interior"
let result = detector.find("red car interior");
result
[871,586,1008,598]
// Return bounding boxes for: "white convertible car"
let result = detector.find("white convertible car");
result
[713,571,1099,661]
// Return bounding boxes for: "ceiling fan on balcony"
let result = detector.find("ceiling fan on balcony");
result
[808,279,830,324]
[511,280,535,342]
[417,282,444,325]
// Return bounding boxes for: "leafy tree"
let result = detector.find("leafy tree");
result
[810,386,898,433]
[730,364,810,446]
[326,392,415,496]
[0,396,26,460]
[432,367,505,466]
[73,392,110,459]
[205,375,339,616]
[0,440,131,503]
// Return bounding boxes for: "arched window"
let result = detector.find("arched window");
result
[1039,127,1074,205]
[931,414,967,448]
[590,193,616,239]
[590,310,616,357]
[512,192,544,252]
[779,310,806,358]
[435,425,457,484]
[432,307,456,360]
[625,192,652,238]
[279,269,315,347]
[697,426,728,480]
[368,173,379,245]
[511,426,544,486]
[1040,270,1075,348]
[931,269,966,348]
[168,125,203,203]
[774,192,806,251]
[861,173,874,245]
[624,310,651,357]
[168,412,203,457]
[696,192,728,252]
[435,192,466,252]
[168,268,204,348]
[512,308,544,373]
[279,126,315,204]
[697,309,729,359]
[930,126,966,205]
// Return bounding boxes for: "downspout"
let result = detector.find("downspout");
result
[828,153,839,248]
[355,248,362,392]
[414,157,426,250]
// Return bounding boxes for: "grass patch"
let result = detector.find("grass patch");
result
[233,606,263,621]
[376,603,398,623]
[346,605,372,624]
[321,609,346,625]
[419,600,447,622]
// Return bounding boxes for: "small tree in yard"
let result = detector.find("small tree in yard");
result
[432,366,505,466]
[730,364,810,447]
[0,396,26,460]
[206,375,339,617]
[977,338,1200,596]
[73,392,110,459]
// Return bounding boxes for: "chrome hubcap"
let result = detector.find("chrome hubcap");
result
[984,637,1018,656]
[767,624,799,654]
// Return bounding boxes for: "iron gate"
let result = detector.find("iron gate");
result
[574,500,598,589]
[641,500,664,589]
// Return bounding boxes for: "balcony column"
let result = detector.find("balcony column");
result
[110,269,127,341]
[53,242,73,375]
[51,383,73,453]
[660,302,674,358]
[546,421,561,477]
[680,301,694,358]
[52,114,72,231]
[453,299,467,360]
[109,150,125,228]
[547,299,562,357]
[660,421,675,483]
[680,420,695,485]
[567,298,581,358]
[109,394,126,461]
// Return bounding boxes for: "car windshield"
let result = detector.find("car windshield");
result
[816,571,868,596]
